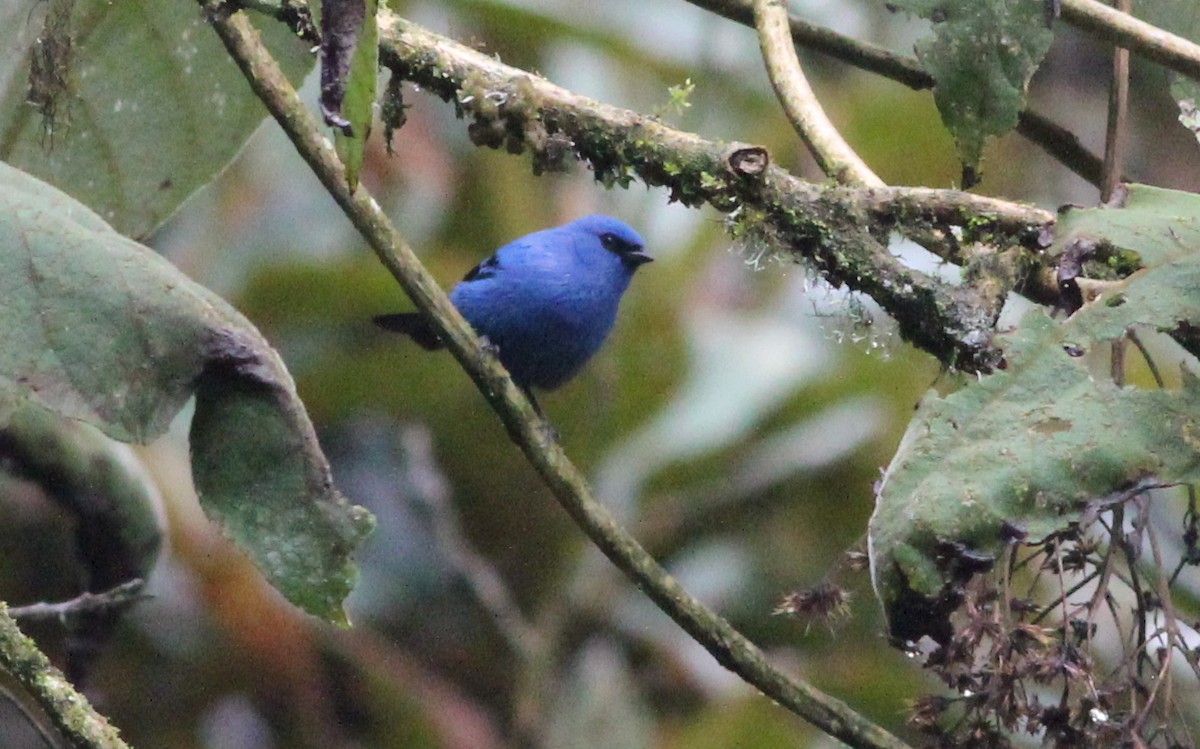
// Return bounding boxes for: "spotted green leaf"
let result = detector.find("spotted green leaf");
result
[890,0,1054,179]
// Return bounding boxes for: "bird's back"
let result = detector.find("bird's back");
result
[451,222,637,390]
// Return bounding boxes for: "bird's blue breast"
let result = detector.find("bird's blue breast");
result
[450,224,638,390]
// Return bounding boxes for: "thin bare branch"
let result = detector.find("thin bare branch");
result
[8,581,147,625]
[751,0,883,187]
[400,427,542,661]
[681,0,1107,188]
[1100,0,1131,203]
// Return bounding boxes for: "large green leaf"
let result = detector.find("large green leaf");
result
[891,0,1054,180]
[869,185,1200,643]
[0,161,374,624]
[0,0,313,239]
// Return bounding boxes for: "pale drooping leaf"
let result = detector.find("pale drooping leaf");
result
[0,0,313,239]
[889,0,1054,182]
[869,185,1200,643]
[0,162,374,624]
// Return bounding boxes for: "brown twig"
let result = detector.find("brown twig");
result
[1100,0,1131,203]
[681,0,1108,188]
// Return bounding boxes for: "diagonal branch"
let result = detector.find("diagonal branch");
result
[689,0,1200,86]
[201,6,916,748]
[751,0,883,187]
[8,580,147,624]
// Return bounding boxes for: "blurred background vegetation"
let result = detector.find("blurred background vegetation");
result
[4,0,1200,747]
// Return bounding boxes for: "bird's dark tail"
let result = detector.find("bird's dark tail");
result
[373,313,446,350]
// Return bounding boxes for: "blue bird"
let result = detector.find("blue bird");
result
[374,215,652,412]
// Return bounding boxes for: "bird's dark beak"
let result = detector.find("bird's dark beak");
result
[624,251,654,267]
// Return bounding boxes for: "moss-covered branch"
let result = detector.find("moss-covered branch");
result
[376,13,1053,370]
[0,603,130,749]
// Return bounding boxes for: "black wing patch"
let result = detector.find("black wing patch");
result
[462,253,500,283]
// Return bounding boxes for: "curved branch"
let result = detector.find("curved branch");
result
[687,0,1200,87]
[751,0,883,187]
[680,0,1107,188]
[0,604,130,749]
[201,7,917,749]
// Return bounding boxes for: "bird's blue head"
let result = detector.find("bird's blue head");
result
[566,215,653,270]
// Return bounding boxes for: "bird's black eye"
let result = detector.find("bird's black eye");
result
[600,232,619,251]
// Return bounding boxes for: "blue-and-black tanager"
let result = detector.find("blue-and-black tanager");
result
[374,214,652,411]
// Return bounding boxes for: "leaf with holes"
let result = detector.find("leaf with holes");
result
[869,185,1200,644]
[889,0,1054,181]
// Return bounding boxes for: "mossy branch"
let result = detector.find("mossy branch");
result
[376,13,1054,371]
[0,603,131,749]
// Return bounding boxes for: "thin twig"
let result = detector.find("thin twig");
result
[1169,485,1198,585]
[1100,0,1130,203]
[686,0,933,89]
[8,580,147,624]
[1141,508,1186,719]
[201,8,914,749]
[400,427,542,661]
[750,0,882,187]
